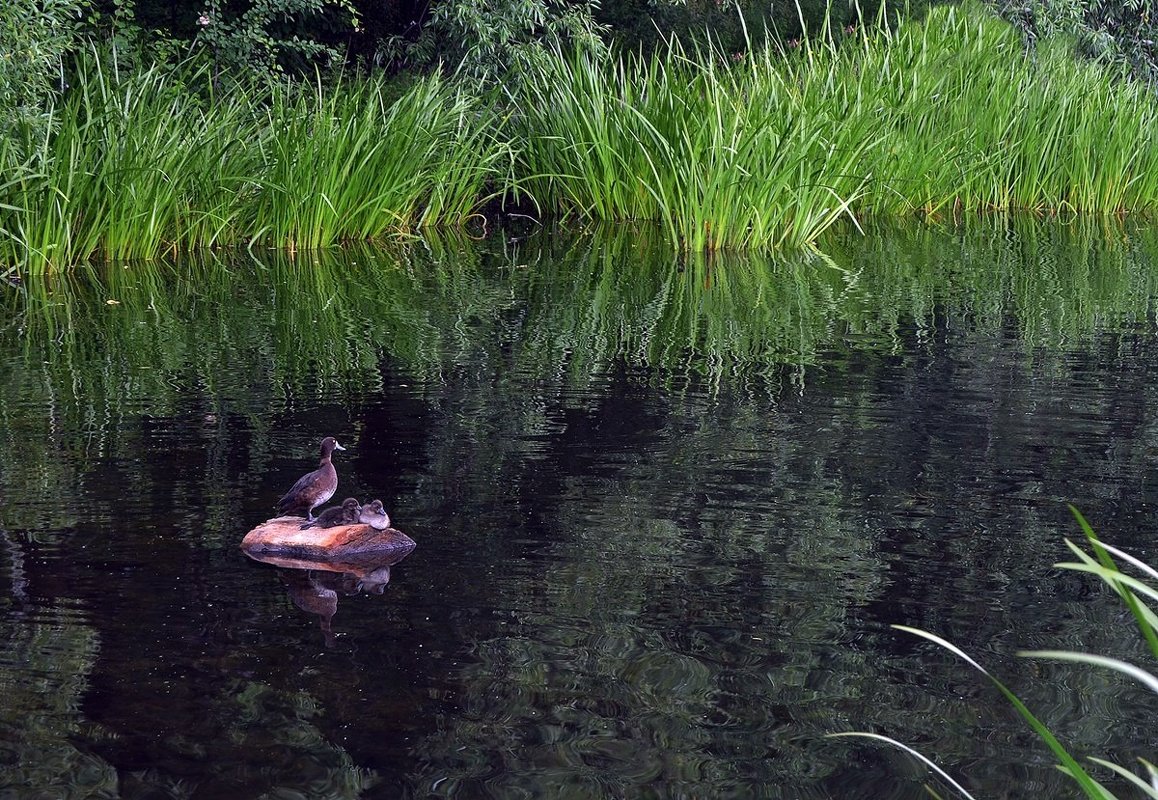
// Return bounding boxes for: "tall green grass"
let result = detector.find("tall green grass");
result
[851,6,1158,215]
[247,75,504,250]
[506,1,1158,249]
[7,1,1158,271]
[0,53,505,273]
[507,41,878,251]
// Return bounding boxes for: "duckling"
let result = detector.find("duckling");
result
[358,499,391,530]
[299,497,361,530]
[277,436,346,522]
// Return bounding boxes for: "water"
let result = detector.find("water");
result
[2,219,1157,798]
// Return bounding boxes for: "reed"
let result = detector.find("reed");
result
[505,1,1158,249]
[849,5,1158,215]
[8,0,1158,271]
[1,53,260,271]
[247,73,506,250]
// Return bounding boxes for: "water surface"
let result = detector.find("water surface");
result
[2,219,1157,798]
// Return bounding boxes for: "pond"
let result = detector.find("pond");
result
[1,218,1157,799]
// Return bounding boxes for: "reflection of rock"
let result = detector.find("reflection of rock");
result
[248,545,414,647]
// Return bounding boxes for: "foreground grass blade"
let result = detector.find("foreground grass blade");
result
[1086,758,1158,799]
[1017,651,1158,694]
[1069,505,1158,658]
[826,732,978,800]
[891,625,1112,799]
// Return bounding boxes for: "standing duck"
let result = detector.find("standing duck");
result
[300,497,361,530]
[277,436,346,522]
[358,499,391,530]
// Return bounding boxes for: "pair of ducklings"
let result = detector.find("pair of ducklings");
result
[300,498,391,531]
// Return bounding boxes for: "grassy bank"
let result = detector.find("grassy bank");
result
[511,1,1158,246]
[5,2,1158,272]
[853,7,1158,214]
[0,56,504,272]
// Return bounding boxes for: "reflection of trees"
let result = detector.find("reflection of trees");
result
[1,218,1158,794]
[393,220,1158,794]
[404,328,1158,794]
[0,606,115,797]
[0,530,380,798]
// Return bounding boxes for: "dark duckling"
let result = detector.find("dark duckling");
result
[300,497,361,530]
[277,436,346,522]
[358,499,391,530]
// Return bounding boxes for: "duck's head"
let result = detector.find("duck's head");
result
[320,436,346,456]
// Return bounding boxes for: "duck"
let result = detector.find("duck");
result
[358,499,391,530]
[277,436,346,522]
[299,497,361,530]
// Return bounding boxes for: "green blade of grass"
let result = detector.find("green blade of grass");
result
[1017,651,1158,695]
[826,732,979,800]
[1086,758,1158,799]
[892,625,1113,800]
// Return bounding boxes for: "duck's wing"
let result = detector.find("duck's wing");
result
[277,468,321,511]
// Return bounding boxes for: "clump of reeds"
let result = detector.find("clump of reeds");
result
[505,1,1158,250]
[849,4,1158,215]
[0,52,505,273]
[506,39,878,251]
[246,74,505,250]
[8,0,1158,272]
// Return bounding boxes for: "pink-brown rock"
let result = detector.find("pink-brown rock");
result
[241,515,416,562]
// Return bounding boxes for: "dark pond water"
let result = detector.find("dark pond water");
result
[2,219,1158,799]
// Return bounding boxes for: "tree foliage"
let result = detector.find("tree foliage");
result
[989,0,1158,81]
[0,0,86,160]
[194,0,360,78]
[377,0,608,79]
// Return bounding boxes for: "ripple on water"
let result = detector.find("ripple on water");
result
[7,224,1158,799]
[0,605,110,799]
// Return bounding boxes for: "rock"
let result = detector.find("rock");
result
[241,515,416,563]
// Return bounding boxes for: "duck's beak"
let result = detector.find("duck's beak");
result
[334,442,347,451]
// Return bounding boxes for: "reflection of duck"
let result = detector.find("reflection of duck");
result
[358,499,391,530]
[270,548,412,645]
[279,570,339,648]
[357,565,392,594]
[300,497,361,530]
[277,437,346,522]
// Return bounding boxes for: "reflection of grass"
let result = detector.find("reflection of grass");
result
[511,231,843,387]
[821,215,1158,349]
[2,216,1157,481]
[2,218,1158,527]
[5,217,1158,422]
[837,507,1158,798]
